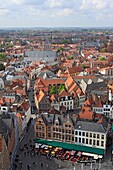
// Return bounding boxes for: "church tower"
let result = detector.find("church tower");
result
[43,37,51,51]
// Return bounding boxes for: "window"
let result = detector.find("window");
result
[48,133,51,137]
[101,141,104,147]
[93,140,95,145]
[82,138,85,143]
[89,139,92,145]
[69,130,71,133]
[36,126,38,130]
[90,133,92,138]
[75,131,78,135]
[97,134,99,139]
[75,137,77,142]
[83,132,85,136]
[101,135,104,139]
[86,133,88,137]
[93,134,96,138]
[36,132,38,137]
[39,126,41,130]
[97,140,99,146]
[79,132,81,136]
[79,138,81,143]
[86,139,88,144]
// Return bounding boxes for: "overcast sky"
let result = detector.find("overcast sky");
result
[0,0,112,28]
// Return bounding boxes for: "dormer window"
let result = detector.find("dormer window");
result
[65,96,68,100]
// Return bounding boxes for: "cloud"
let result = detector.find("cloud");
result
[56,8,74,17]
[0,8,9,15]
[46,0,63,8]
[0,0,113,27]
[80,0,107,10]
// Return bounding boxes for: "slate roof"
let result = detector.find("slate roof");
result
[75,120,107,133]
[86,82,107,91]
[24,50,57,62]
[36,70,56,79]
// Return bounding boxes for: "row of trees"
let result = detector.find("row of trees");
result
[50,84,65,94]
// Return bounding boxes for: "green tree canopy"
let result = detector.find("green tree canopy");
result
[100,48,106,53]
[58,84,65,94]
[68,55,74,60]
[56,47,64,53]
[61,39,69,44]
[7,44,13,48]
[50,85,56,94]
[99,56,106,61]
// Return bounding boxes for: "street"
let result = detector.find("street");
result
[13,120,113,170]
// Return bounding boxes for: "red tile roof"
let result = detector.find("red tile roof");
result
[79,106,94,120]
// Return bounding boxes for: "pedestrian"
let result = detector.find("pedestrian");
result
[41,163,43,167]
[27,151,29,156]
[32,162,36,165]
[46,164,48,167]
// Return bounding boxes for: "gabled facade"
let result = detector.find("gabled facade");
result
[35,90,51,113]
[59,89,74,110]
[75,120,108,151]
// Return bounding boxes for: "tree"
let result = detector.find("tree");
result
[99,56,106,61]
[7,44,13,48]
[50,86,56,94]
[58,84,65,93]
[61,39,69,44]
[68,55,74,60]
[100,48,106,53]
[56,47,64,53]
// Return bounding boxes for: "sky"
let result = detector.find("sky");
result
[0,0,113,28]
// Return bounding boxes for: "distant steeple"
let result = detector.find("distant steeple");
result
[43,36,51,51]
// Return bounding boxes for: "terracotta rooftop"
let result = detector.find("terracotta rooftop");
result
[36,90,45,102]
[79,106,94,120]
[59,89,71,97]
